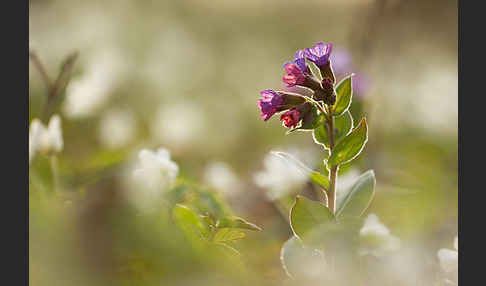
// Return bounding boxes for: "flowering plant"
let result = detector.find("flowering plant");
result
[258,41,377,281]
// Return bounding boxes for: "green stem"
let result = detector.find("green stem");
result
[50,155,60,194]
[327,110,338,214]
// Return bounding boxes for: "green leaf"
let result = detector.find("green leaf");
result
[280,236,326,279]
[332,75,353,116]
[172,204,209,243]
[290,195,334,240]
[272,151,330,190]
[213,228,246,243]
[312,111,354,149]
[327,118,368,168]
[336,170,376,219]
[307,61,323,81]
[216,216,262,231]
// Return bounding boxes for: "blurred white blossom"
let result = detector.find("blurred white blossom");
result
[125,148,179,210]
[203,161,241,197]
[437,235,458,284]
[63,49,124,119]
[98,108,137,149]
[151,102,206,149]
[254,150,308,201]
[359,214,401,257]
[29,114,63,162]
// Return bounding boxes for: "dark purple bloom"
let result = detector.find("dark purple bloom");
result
[293,49,308,72]
[257,89,284,121]
[282,63,306,87]
[280,109,301,128]
[305,42,333,67]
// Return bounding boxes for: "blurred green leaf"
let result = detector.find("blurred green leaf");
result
[312,111,354,149]
[290,195,334,240]
[172,204,209,244]
[272,151,330,190]
[216,216,262,231]
[328,118,368,168]
[336,170,376,219]
[213,228,246,243]
[280,235,326,279]
[332,75,353,116]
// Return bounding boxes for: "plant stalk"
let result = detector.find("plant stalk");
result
[327,113,338,214]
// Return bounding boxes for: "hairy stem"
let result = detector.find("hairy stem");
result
[327,114,338,214]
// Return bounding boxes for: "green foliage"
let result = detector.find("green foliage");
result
[213,228,246,243]
[332,75,353,116]
[313,110,354,150]
[290,195,334,241]
[216,216,263,231]
[336,170,376,219]
[327,118,368,168]
[280,235,326,279]
[172,204,210,245]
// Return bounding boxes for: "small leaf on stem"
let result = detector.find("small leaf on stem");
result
[327,117,368,168]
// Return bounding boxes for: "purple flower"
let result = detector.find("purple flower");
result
[331,49,352,76]
[352,73,371,97]
[257,89,284,121]
[305,42,333,67]
[280,109,301,128]
[293,49,308,73]
[282,63,306,87]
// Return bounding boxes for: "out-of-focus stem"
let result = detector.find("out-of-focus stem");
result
[50,155,59,194]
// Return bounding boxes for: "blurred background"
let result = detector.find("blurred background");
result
[29,0,457,285]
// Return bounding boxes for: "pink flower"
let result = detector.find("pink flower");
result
[282,63,306,87]
[280,109,301,128]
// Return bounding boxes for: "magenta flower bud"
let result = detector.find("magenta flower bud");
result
[257,89,284,121]
[280,109,301,129]
[282,63,306,87]
[304,42,333,67]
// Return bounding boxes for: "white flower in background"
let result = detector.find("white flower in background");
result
[203,161,240,197]
[438,235,458,274]
[29,114,63,162]
[253,151,308,201]
[126,148,179,210]
[98,108,137,149]
[132,148,179,191]
[151,102,205,149]
[63,49,123,119]
[359,214,401,257]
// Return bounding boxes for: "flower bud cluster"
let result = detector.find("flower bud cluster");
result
[257,42,337,129]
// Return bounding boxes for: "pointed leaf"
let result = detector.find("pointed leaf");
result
[332,75,353,116]
[312,111,354,149]
[216,216,262,231]
[173,204,209,242]
[213,228,246,243]
[272,151,330,190]
[336,170,376,219]
[290,195,334,240]
[327,118,368,168]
